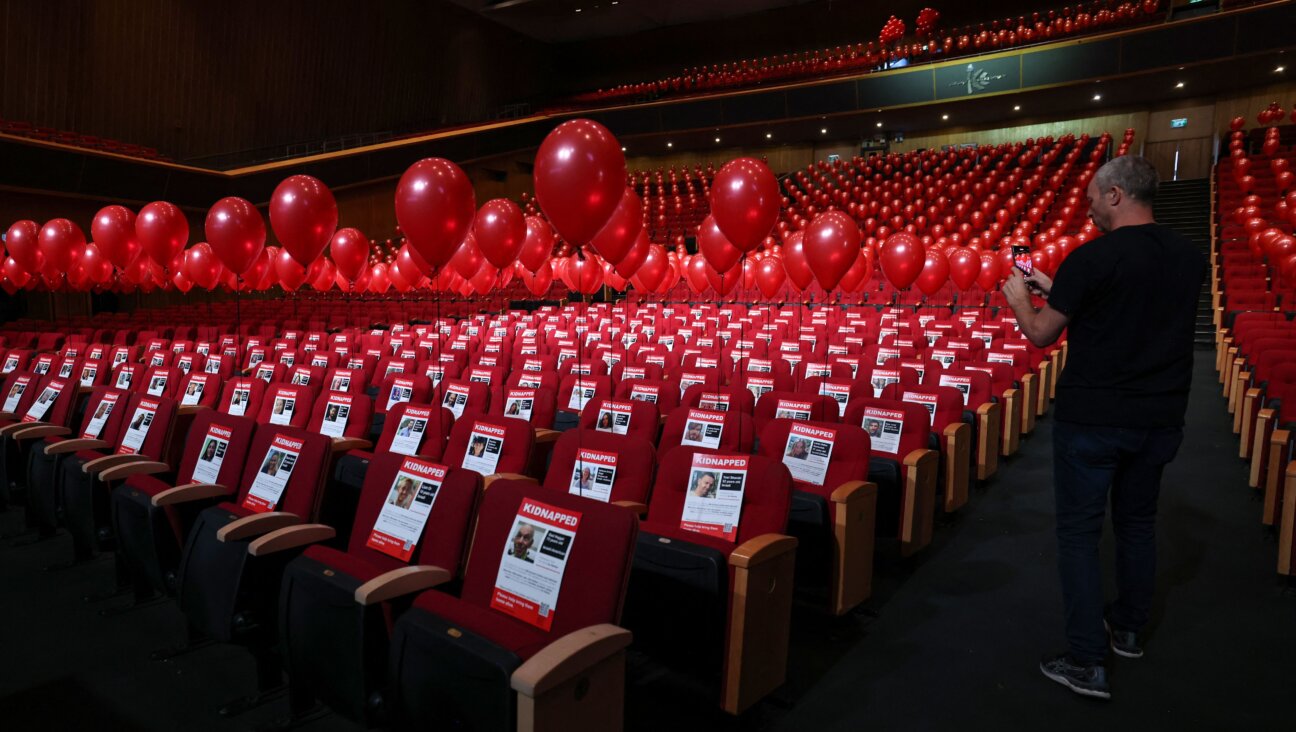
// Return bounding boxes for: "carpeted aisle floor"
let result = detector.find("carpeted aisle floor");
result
[1,351,1292,731]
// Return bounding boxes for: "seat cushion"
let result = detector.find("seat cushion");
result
[411,590,550,661]
[640,519,738,558]
[302,545,388,585]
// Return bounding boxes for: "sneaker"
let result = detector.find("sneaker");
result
[1104,618,1143,659]
[1039,653,1111,700]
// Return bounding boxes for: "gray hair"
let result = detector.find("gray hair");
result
[1094,155,1158,204]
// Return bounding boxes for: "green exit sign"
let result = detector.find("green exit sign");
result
[1170,118,1188,128]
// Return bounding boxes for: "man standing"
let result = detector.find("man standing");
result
[1003,155,1206,700]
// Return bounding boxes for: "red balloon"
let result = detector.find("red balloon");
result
[395,158,476,268]
[172,269,193,294]
[3,257,30,287]
[880,232,926,289]
[518,216,556,273]
[710,157,780,252]
[274,247,308,291]
[838,248,874,293]
[205,197,265,277]
[686,255,711,293]
[310,258,336,292]
[948,248,981,290]
[589,188,644,266]
[567,255,605,295]
[697,214,743,272]
[804,211,860,290]
[330,228,370,282]
[756,256,787,297]
[5,220,42,273]
[79,243,112,286]
[915,248,950,295]
[92,206,142,270]
[39,218,87,273]
[615,229,651,279]
[240,248,273,291]
[473,198,527,269]
[449,233,486,279]
[783,232,814,290]
[635,245,670,291]
[185,243,222,290]
[704,260,741,296]
[136,201,189,267]
[534,119,626,245]
[396,244,427,279]
[467,263,498,296]
[519,261,554,296]
[269,174,338,267]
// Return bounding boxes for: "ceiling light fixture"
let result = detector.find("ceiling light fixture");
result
[941,114,949,120]
[666,141,673,148]
[876,121,883,128]
[821,128,828,134]
[1277,65,1286,73]
[1093,94,1102,101]
[1175,81,1184,88]
[714,137,721,143]
[1013,105,1021,111]
[621,146,626,152]
[765,132,773,139]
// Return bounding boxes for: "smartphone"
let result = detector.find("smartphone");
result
[1011,245,1033,277]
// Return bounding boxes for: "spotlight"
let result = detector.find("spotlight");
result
[714,137,721,143]
[765,132,773,139]
[941,114,949,121]
[820,128,828,134]
[1174,81,1184,89]
[1093,94,1102,101]
[1013,105,1021,111]
[1276,65,1286,73]
[666,142,673,148]
[876,122,883,128]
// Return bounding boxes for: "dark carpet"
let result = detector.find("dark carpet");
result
[2,351,1292,731]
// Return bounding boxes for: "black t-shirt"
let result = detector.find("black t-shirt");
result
[1046,223,1206,428]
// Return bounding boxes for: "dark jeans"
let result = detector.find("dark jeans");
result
[1052,420,1184,665]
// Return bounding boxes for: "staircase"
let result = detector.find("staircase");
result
[1153,178,1213,348]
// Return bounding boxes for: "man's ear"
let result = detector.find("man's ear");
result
[1107,186,1123,206]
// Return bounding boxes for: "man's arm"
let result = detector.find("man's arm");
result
[1002,269,1070,348]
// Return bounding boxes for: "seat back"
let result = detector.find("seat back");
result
[928,366,995,410]
[176,411,257,487]
[659,405,756,453]
[458,479,639,633]
[843,397,932,461]
[376,403,456,460]
[799,377,870,419]
[612,378,680,413]
[308,392,374,440]
[758,418,870,490]
[346,454,482,574]
[20,374,78,426]
[1,371,39,416]
[557,374,613,416]
[680,385,756,415]
[258,383,316,427]
[218,377,267,418]
[232,425,331,516]
[323,367,366,394]
[491,386,557,430]
[177,372,222,408]
[753,390,840,433]
[542,429,657,505]
[114,394,179,460]
[75,387,130,441]
[142,366,180,398]
[444,416,535,477]
[578,397,660,443]
[647,446,792,544]
[433,377,488,420]
[380,374,435,414]
[882,383,965,433]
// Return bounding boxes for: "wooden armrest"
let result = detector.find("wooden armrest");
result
[177,404,210,416]
[215,511,301,542]
[247,523,336,557]
[353,565,453,605]
[82,453,149,475]
[44,438,109,455]
[611,500,648,515]
[0,411,16,420]
[829,479,876,504]
[902,447,938,470]
[10,424,71,440]
[976,402,997,418]
[511,624,633,697]
[730,533,798,569]
[99,460,170,482]
[1272,429,1290,450]
[330,436,373,453]
[484,472,534,488]
[534,428,561,444]
[0,421,38,436]
[151,482,232,507]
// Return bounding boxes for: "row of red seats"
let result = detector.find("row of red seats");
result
[0,117,167,160]
[1212,143,1296,579]
[0,300,1065,726]
[555,2,1163,107]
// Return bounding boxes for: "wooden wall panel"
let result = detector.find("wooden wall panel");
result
[891,112,1148,154]
[0,0,552,163]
